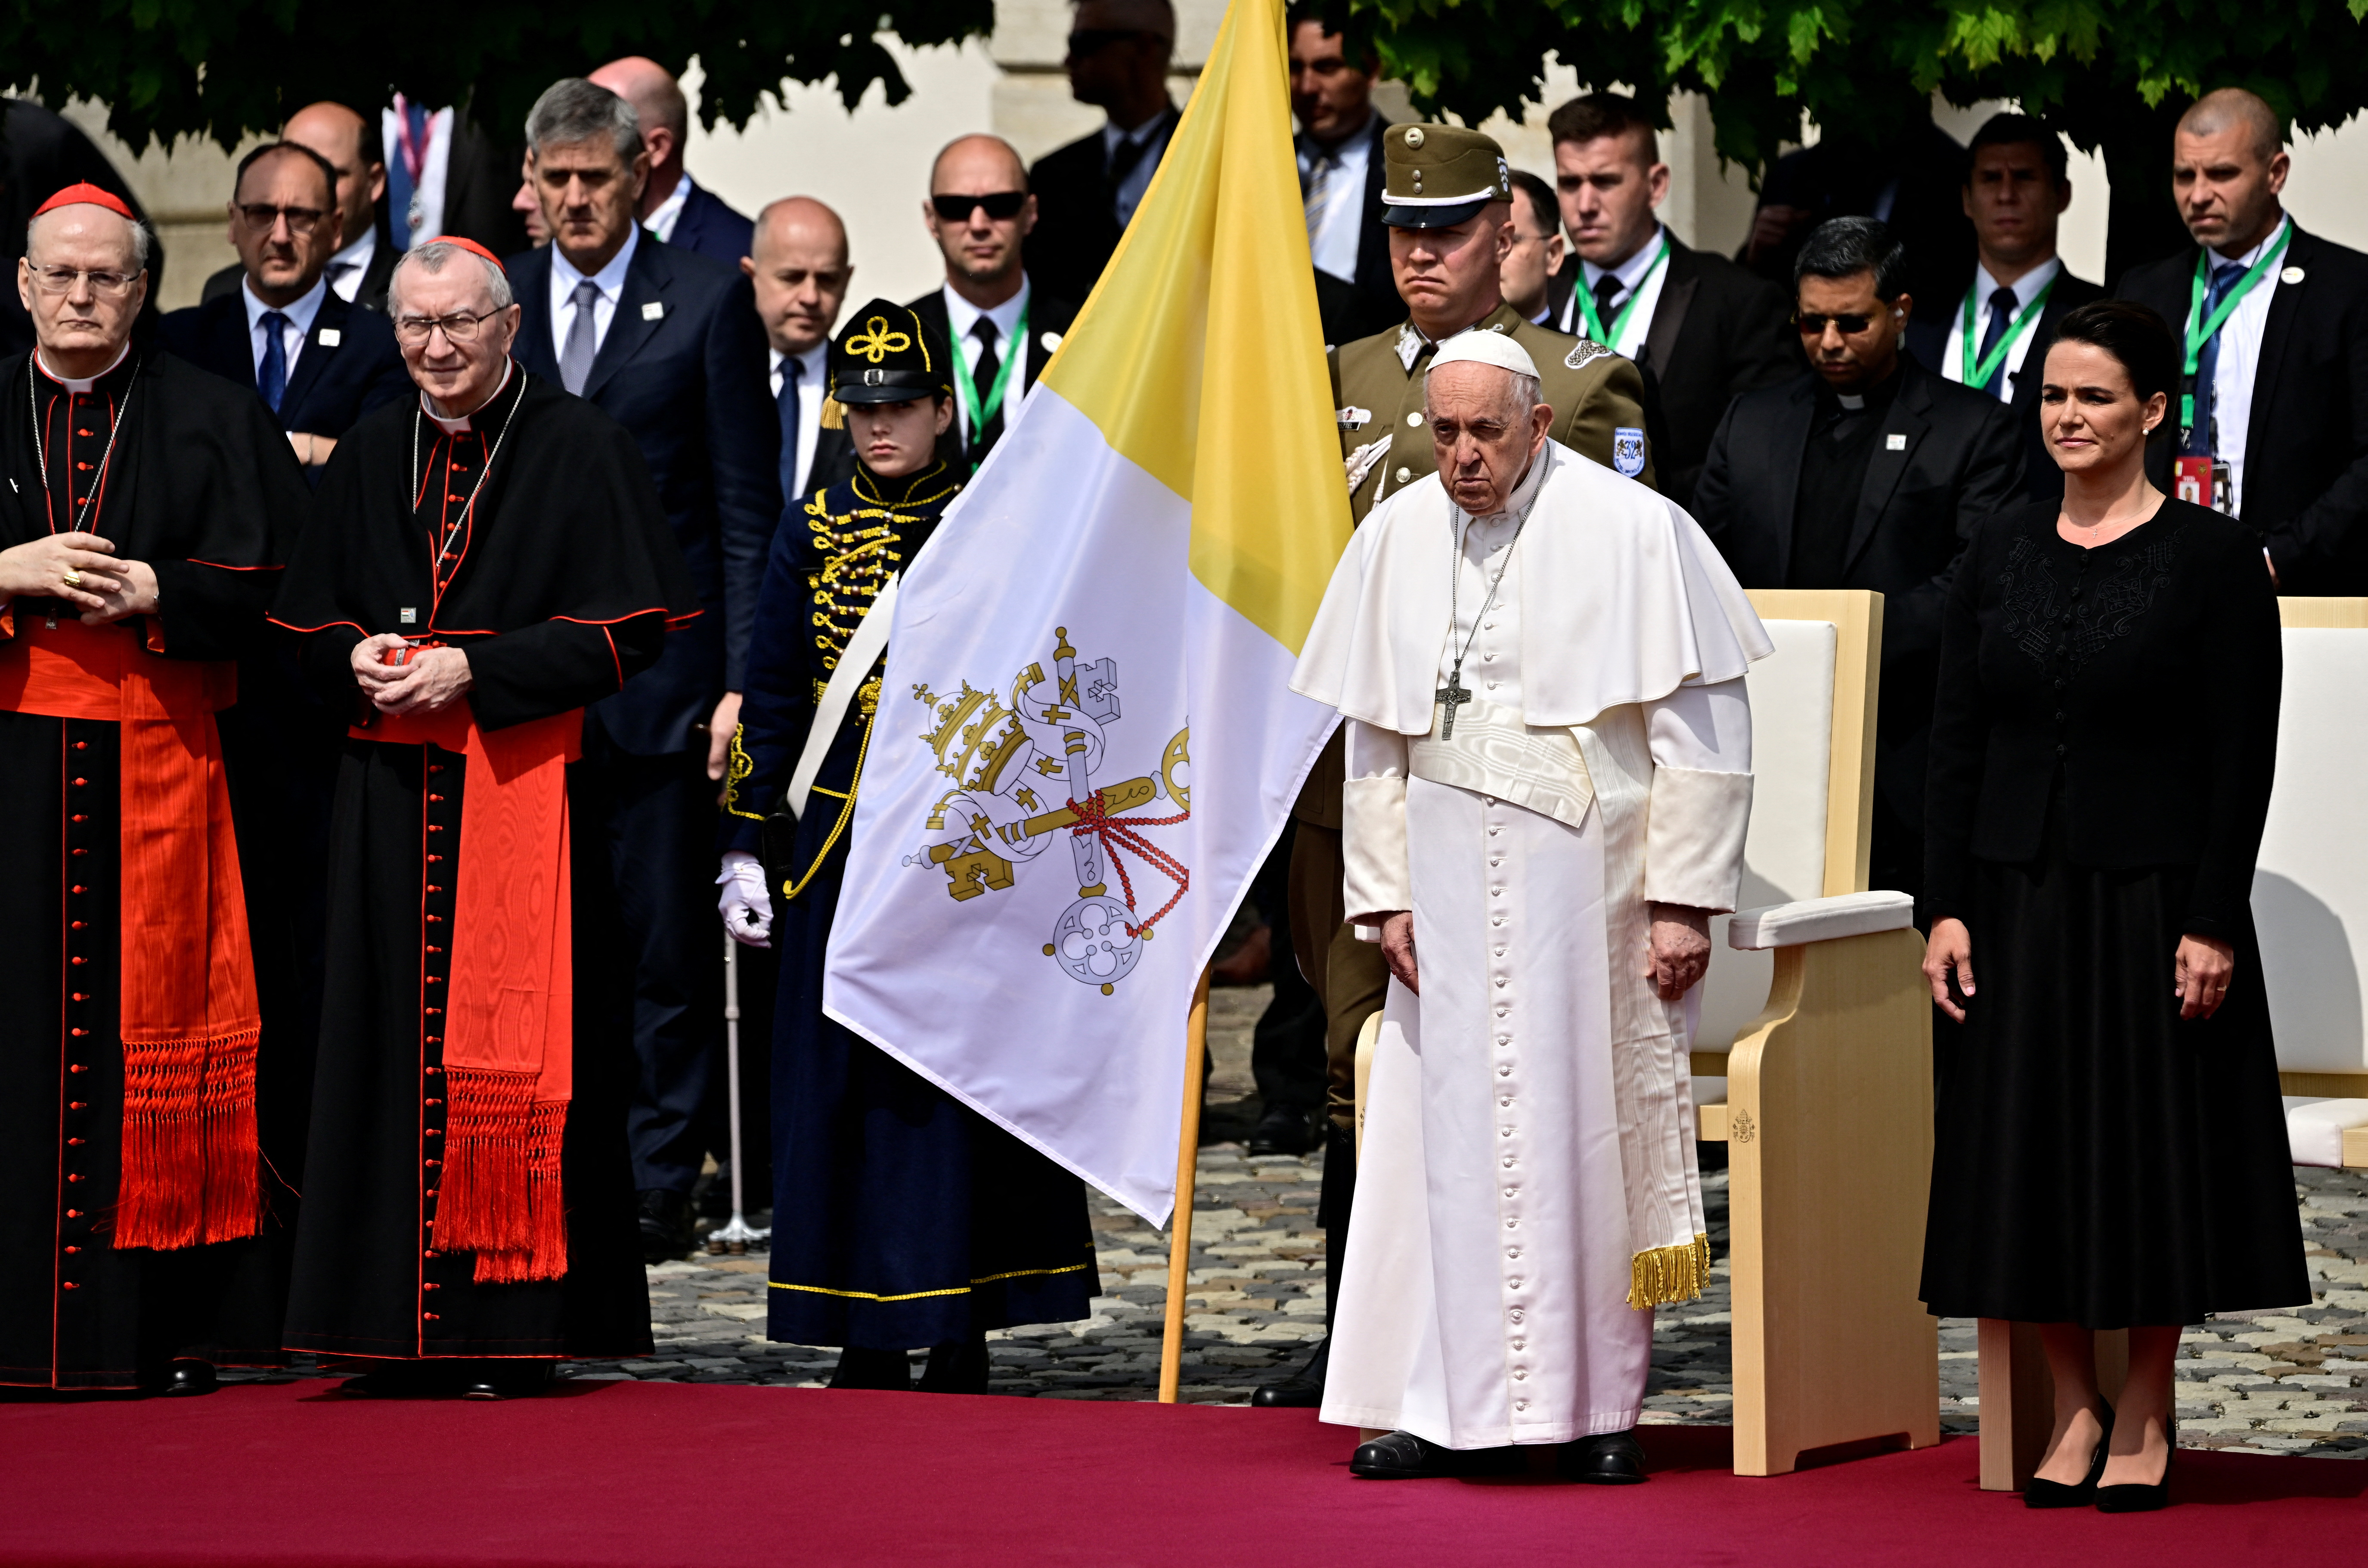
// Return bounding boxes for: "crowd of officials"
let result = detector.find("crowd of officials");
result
[1,0,2360,1490]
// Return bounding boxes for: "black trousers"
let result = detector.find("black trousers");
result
[582,721,725,1196]
[1246,820,1328,1115]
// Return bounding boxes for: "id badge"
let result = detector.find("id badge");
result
[2173,456,2232,513]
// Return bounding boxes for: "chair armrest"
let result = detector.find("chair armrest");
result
[1726,890,1916,951]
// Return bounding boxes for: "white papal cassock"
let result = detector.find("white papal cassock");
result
[1290,438,1771,1450]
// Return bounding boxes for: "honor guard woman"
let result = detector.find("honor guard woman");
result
[718,301,1096,1393]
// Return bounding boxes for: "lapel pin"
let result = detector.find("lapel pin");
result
[642,301,665,321]
[2282,266,2306,284]
[318,328,342,347]
[400,608,417,624]
[1886,433,1907,451]
[1040,331,1062,353]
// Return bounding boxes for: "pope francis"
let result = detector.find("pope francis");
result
[1291,332,1771,1482]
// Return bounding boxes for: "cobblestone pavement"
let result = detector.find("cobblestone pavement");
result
[560,982,2368,1460]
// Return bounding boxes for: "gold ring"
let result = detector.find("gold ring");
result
[60,568,82,588]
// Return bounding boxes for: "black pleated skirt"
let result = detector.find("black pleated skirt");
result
[1921,824,2310,1329]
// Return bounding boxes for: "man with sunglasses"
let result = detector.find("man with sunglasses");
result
[911,135,1077,471]
[1025,0,1182,310]
[1695,217,2021,905]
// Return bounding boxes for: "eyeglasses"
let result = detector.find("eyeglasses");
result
[392,308,505,346]
[1794,311,1880,336]
[930,191,1028,223]
[1067,27,1156,56]
[235,202,329,233]
[26,265,142,297]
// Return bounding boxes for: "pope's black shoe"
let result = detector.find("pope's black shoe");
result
[1557,1429,1649,1484]
[159,1360,218,1397]
[830,1346,914,1391]
[917,1336,991,1394]
[1251,1336,1329,1407]
[1350,1430,1523,1479]
[1248,1102,1322,1157]
[460,1363,555,1401]
[638,1187,695,1264]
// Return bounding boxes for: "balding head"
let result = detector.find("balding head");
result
[744,197,853,356]
[19,201,150,375]
[2180,88,2284,162]
[2172,87,2291,256]
[924,135,1037,303]
[589,57,691,214]
[283,101,384,251]
[931,134,1028,196]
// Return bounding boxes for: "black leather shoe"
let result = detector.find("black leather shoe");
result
[1248,1103,1321,1156]
[160,1360,218,1398]
[2026,1404,2113,1509]
[829,1346,914,1391]
[1350,1430,1522,1479]
[1251,1336,1329,1407]
[917,1336,990,1394]
[460,1363,555,1401]
[1558,1429,1649,1484]
[638,1188,695,1264]
[2096,1426,2172,1513]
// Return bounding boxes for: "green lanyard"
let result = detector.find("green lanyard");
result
[953,300,1029,446]
[1574,236,1670,350]
[1959,275,2055,393]
[2181,226,2289,436]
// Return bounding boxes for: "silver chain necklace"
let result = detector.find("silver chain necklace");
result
[410,373,525,593]
[29,353,135,537]
[1435,487,1534,740]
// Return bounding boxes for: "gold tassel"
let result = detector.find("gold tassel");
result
[1626,1233,1711,1309]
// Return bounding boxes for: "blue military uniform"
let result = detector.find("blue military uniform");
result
[722,302,1094,1391]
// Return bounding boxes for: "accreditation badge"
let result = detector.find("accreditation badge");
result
[2174,456,2234,514]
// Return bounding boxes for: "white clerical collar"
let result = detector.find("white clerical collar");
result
[325,227,378,301]
[34,341,132,394]
[942,276,1030,349]
[1581,223,1666,292]
[647,172,695,244]
[1973,254,2061,313]
[1836,392,1866,411]
[422,359,514,433]
[1460,438,1554,526]
[770,341,829,383]
[2213,211,2291,268]
[553,221,640,298]
[242,273,330,339]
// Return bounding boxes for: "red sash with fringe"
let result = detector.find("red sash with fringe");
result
[0,613,260,1251]
[361,704,579,1284]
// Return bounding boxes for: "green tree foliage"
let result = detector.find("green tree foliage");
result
[0,0,995,154]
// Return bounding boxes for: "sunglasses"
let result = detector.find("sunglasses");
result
[1794,310,1884,336]
[930,191,1028,223]
[1068,27,1155,56]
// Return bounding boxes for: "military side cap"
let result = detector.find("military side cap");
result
[1381,124,1513,229]
[830,298,952,406]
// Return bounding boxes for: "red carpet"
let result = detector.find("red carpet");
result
[2,1379,2358,1566]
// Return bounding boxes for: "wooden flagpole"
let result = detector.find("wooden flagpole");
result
[1156,967,1212,1403]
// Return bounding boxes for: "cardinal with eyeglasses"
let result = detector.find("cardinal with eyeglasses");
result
[0,184,313,1395]
[1291,332,1768,1481]
[268,237,698,1399]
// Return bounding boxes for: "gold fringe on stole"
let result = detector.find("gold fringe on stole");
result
[1626,1233,1711,1309]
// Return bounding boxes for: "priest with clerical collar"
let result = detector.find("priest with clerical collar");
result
[0,183,313,1394]
[1292,332,1769,1481]
[270,236,698,1399]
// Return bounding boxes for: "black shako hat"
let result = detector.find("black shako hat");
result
[829,298,953,406]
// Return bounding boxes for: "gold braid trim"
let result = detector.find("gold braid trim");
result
[1626,1233,1711,1310]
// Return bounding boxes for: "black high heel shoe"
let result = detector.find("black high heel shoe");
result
[2096,1425,2174,1513]
[2025,1404,2114,1509]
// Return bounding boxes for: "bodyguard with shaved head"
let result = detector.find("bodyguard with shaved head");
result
[2117,86,2368,592]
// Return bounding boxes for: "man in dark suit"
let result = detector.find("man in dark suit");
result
[165,140,408,477]
[1288,3,1395,345]
[1905,113,2104,505]
[508,77,781,1260]
[911,134,1077,472]
[590,56,755,268]
[1542,92,1796,508]
[1025,0,1181,309]
[1696,217,2022,904]
[203,102,400,317]
[1502,171,1565,324]
[2118,87,2368,594]
[1740,121,1976,326]
[0,97,159,356]
[382,96,531,257]
[749,196,858,508]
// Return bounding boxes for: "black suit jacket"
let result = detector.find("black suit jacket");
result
[1694,358,2024,825]
[906,286,1079,468]
[1304,115,1399,347]
[1546,236,1798,509]
[440,112,530,259]
[509,233,781,753]
[205,238,400,317]
[158,285,409,447]
[1905,265,2105,506]
[2118,223,2368,593]
[1025,107,1179,311]
[667,181,754,268]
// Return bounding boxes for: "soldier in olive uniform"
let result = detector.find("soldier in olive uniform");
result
[1257,123,1657,1409]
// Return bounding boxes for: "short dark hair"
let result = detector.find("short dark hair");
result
[1544,92,1658,167]
[1966,112,2068,188]
[1794,216,1909,301]
[2046,299,2178,406]
[233,140,340,207]
[1505,169,1557,236]
[1284,1,1376,62]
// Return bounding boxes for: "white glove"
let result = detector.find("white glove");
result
[717,851,774,948]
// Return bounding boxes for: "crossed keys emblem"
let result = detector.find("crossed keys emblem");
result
[844,315,911,363]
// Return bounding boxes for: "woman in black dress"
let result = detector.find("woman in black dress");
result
[1920,300,2306,1510]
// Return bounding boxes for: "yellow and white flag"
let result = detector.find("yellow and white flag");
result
[821,0,1351,1224]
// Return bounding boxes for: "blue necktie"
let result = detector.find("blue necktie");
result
[2185,260,2246,456]
[1975,285,2018,398]
[258,311,290,413]
[777,358,803,502]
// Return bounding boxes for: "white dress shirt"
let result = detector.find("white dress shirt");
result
[381,104,455,250]
[549,223,642,366]
[769,341,830,498]
[242,275,329,384]
[1937,255,2062,402]
[1561,223,1670,359]
[1298,115,1376,284]
[1102,109,1175,231]
[941,279,1034,445]
[323,228,377,304]
[2204,214,2292,517]
[647,173,694,244]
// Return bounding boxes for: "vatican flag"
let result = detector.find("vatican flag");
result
[820,0,1350,1224]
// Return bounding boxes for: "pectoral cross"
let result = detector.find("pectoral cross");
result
[1435,671,1472,739]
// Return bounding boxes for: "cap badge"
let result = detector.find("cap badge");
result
[846,315,912,364]
[1404,127,1426,149]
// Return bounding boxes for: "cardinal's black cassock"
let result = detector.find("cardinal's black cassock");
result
[270,366,696,1373]
[0,348,310,1390]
